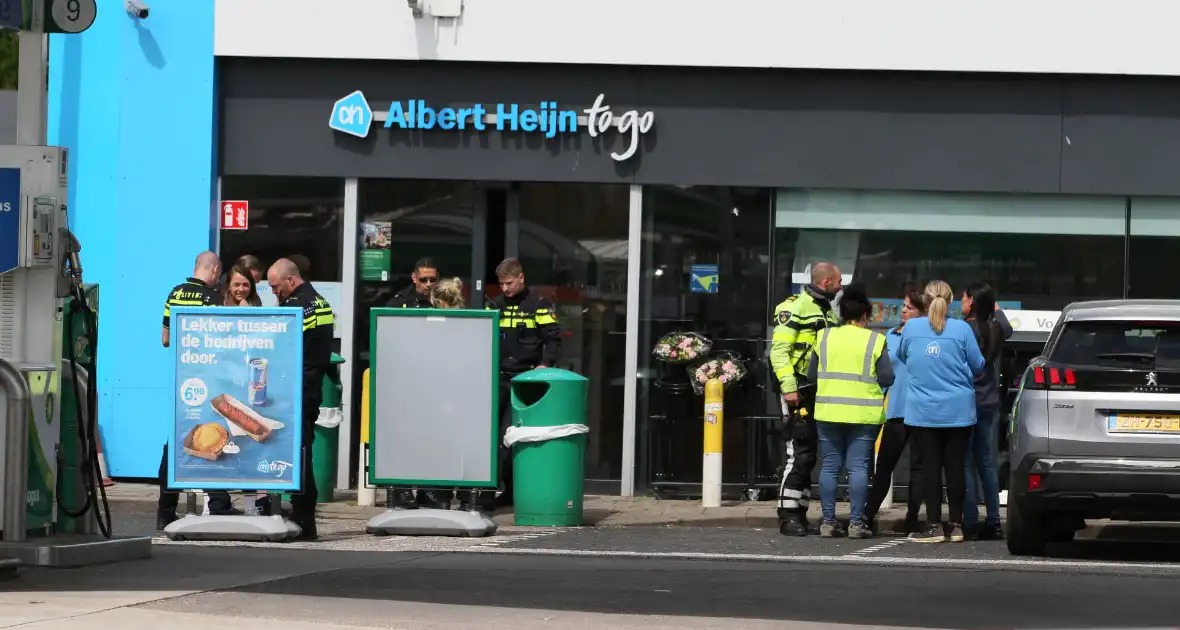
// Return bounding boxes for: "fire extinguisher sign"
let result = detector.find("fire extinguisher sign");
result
[220,200,249,230]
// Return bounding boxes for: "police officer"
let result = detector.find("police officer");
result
[382,258,452,510]
[770,262,842,536]
[471,258,561,512]
[266,258,335,540]
[386,258,438,309]
[158,251,237,529]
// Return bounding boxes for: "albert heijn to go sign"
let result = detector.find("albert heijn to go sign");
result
[221,200,248,230]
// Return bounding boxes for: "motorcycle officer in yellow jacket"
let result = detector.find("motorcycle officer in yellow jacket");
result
[769,262,842,536]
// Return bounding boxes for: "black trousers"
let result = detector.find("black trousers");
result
[157,444,232,516]
[289,402,319,530]
[777,386,817,519]
[864,418,923,523]
[911,425,971,525]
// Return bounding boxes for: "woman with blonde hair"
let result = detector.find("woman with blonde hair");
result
[898,280,985,543]
[430,278,466,309]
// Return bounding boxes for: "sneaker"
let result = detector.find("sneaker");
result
[946,523,965,543]
[903,515,920,535]
[819,520,845,538]
[391,489,418,509]
[847,521,873,540]
[976,523,1003,541]
[417,491,451,510]
[779,516,810,537]
[908,524,946,543]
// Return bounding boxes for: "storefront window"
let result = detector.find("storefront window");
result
[517,183,630,481]
[1128,197,1180,299]
[637,186,772,495]
[774,190,1127,314]
[219,176,345,282]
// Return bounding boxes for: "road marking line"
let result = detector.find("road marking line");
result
[846,537,910,556]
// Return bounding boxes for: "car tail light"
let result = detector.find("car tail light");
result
[1030,366,1076,390]
[1028,474,1043,491]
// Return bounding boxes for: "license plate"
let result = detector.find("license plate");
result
[1108,414,1180,434]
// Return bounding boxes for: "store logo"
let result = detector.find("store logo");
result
[925,342,941,358]
[329,91,654,161]
[329,90,374,138]
[257,459,293,477]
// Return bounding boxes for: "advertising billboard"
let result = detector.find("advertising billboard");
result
[168,306,304,492]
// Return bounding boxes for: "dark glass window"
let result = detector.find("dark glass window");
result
[637,185,773,493]
[517,183,630,481]
[219,176,345,282]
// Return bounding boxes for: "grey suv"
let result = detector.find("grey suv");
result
[1007,300,1180,556]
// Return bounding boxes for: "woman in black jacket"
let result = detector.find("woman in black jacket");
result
[961,282,1013,540]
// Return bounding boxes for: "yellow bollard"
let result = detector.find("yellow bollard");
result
[702,378,724,508]
[877,390,893,509]
[356,368,376,507]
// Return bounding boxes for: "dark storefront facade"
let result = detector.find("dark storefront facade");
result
[216,57,1180,496]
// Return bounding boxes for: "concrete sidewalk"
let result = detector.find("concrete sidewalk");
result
[103,483,1004,530]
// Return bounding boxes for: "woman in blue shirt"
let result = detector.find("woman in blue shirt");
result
[899,280,986,543]
[862,284,924,534]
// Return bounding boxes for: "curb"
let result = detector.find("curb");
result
[108,498,1004,531]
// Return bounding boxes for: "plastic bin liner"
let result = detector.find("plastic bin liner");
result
[504,424,589,447]
[316,406,343,429]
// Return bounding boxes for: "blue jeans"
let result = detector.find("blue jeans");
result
[816,421,879,523]
[964,405,1001,527]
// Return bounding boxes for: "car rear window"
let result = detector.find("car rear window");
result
[1050,321,1180,369]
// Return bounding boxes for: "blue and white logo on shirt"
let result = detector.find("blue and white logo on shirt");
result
[925,342,941,358]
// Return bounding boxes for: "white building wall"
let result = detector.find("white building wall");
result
[216,0,1180,76]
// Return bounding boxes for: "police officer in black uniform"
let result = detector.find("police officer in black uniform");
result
[471,258,562,511]
[386,257,438,309]
[158,251,238,529]
[382,258,452,510]
[267,258,335,540]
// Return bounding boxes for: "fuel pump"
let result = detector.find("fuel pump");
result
[0,145,149,567]
[58,218,113,538]
[0,146,72,541]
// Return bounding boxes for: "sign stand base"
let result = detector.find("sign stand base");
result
[164,514,300,543]
[365,508,497,537]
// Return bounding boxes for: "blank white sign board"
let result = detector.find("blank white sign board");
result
[368,309,499,488]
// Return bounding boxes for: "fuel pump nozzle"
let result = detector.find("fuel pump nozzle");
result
[60,226,83,287]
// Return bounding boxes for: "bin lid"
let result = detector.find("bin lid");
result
[511,367,588,383]
[330,353,346,365]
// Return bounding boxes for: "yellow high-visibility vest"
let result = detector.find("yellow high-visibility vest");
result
[813,325,887,425]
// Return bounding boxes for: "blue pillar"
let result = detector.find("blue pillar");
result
[49,0,217,477]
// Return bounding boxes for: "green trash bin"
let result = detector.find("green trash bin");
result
[510,368,589,527]
[312,353,347,503]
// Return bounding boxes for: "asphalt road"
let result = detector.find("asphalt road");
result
[24,548,1180,629]
[13,503,1180,628]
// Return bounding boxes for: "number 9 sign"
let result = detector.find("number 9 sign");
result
[49,0,96,34]
[180,378,208,407]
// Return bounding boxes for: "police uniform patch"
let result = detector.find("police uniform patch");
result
[776,310,791,325]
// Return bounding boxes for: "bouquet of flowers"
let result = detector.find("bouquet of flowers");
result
[651,331,713,365]
[689,353,748,394]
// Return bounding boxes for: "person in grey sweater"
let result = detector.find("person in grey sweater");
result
[961,282,1013,540]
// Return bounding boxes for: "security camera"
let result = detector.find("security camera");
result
[125,0,149,19]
